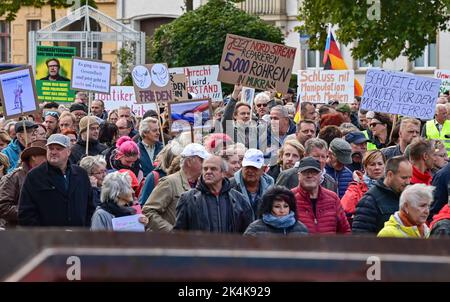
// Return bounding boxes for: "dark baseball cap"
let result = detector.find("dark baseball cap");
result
[345,131,369,144]
[15,120,38,133]
[298,157,321,173]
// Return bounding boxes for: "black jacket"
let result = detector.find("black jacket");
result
[429,163,450,220]
[70,138,108,165]
[173,177,253,233]
[244,219,308,237]
[431,219,450,237]
[352,179,400,234]
[18,162,95,227]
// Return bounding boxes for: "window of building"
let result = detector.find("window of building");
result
[414,43,436,68]
[0,21,11,63]
[305,49,324,68]
[27,20,41,61]
[358,58,381,68]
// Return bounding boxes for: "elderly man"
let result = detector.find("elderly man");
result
[383,118,421,160]
[2,121,37,173]
[292,157,350,234]
[174,155,253,233]
[230,149,274,218]
[422,103,450,156]
[18,134,94,227]
[70,116,107,164]
[142,143,209,232]
[352,156,413,234]
[325,138,354,198]
[253,92,271,120]
[276,138,337,193]
[0,140,47,228]
[266,105,297,165]
[58,112,76,132]
[138,117,163,176]
[344,131,369,172]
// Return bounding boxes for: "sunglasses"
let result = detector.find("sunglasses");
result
[369,122,381,128]
[45,111,60,119]
[256,103,268,108]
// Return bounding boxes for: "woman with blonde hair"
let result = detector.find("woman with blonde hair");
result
[0,153,10,178]
[0,130,11,151]
[267,140,305,182]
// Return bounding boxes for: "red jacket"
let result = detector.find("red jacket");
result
[292,185,351,234]
[430,204,450,229]
[411,165,432,185]
[340,181,368,216]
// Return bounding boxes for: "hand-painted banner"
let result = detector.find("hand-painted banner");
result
[169,65,222,101]
[218,34,296,94]
[361,69,441,120]
[132,63,173,103]
[95,86,156,117]
[434,69,450,94]
[170,73,188,100]
[297,69,354,103]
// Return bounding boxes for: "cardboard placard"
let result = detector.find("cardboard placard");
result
[170,73,188,100]
[297,70,354,103]
[132,63,173,103]
[170,65,223,101]
[95,86,157,117]
[168,98,212,132]
[434,69,450,94]
[0,66,39,119]
[360,69,441,120]
[218,34,296,94]
[71,57,112,94]
[36,45,76,102]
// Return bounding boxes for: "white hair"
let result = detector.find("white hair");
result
[139,117,159,137]
[399,184,434,209]
[254,92,270,104]
[100,171,133,203]
[79,155,106,175]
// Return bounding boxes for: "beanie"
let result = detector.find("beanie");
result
[79,116,99,134]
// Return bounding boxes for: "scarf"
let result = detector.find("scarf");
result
[262,211,296,229]
[398,210,425,238]
[100,200,136,217]
[362,174,378,190]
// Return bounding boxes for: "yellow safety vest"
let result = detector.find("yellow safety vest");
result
[363,130,378,150]
[425,120,450,157]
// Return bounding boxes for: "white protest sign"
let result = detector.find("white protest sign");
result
[297,70,354,103]
[71,57,112,94]
[169,65,223,101]
[112,214,145,232]
[434,69,450,94]
[361,69,441,120]
[95,86,156,117]
[0,66,39,119]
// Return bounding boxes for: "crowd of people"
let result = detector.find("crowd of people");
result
[0,86,449,239]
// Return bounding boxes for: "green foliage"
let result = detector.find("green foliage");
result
[149,0,283,68]
[118,42,135,86]
[297,0,450,63]
[0,0,97,21]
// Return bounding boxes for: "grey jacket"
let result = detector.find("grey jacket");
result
[90,208,114,231]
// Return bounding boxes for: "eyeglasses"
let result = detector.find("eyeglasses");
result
[45,111,60,119]
[256,103,268,108]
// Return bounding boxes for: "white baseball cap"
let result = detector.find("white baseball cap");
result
[242,149,264,169]
[180,143,210,159]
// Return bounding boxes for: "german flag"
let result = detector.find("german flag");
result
[323,30,363,97]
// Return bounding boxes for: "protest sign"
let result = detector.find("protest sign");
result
[132,63,173,103]
[112,214,145,232]
[0,66,39,119]
[36,45,76,102]
[168,98,212,132]
[297,70,354,103]
[170,73,188,100]
[95,86,156,117]
[241,86,255,107]
[360,69,441,120]
[71,57,112,94]
[170,65,223,101]
[218,34,296,94]
[434,69,450,94]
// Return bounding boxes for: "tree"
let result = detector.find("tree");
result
[0,0,97,22]
[149,0,283,68]
[297,0,450,64]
